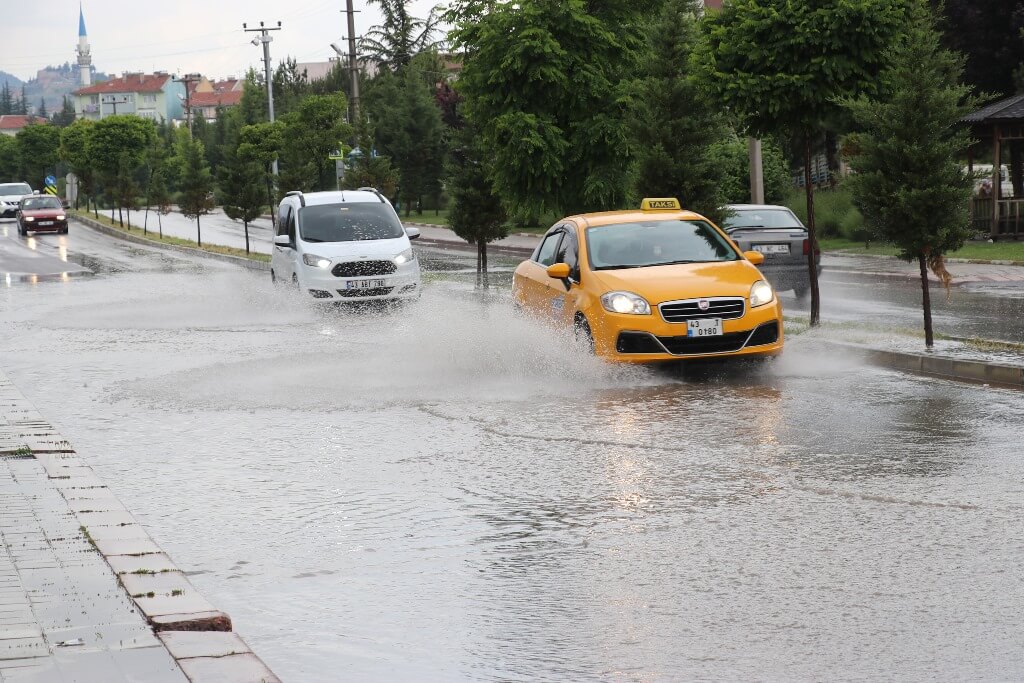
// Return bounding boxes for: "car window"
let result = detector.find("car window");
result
[21,197,62,210]
[277,205,292,238]
[723,209,802,229]
[586,220,739,270]
[298,203,404,243]
[535,232,563,267]
[0,184,31,196]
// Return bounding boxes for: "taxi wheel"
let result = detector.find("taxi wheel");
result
[574,315,596,354]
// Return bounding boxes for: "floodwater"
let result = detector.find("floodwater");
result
[1,231,1023,681]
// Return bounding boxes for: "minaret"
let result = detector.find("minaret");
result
[76,4,92,87]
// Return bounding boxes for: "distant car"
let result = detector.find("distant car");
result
[17,195,68,235]
[0,182,34,219]
[721,204,820,298]
[271,188,422,302]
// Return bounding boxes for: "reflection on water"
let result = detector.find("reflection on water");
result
[0,263,1021,682]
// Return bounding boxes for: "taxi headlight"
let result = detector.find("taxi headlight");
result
[302,253,332,269]
[393,248,415,266]
[600,291,651,315]
[749,280,774,307]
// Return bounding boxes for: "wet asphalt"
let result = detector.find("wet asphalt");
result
[0,221,1022,682]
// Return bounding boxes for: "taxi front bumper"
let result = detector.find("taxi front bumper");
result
[591,300,784,363]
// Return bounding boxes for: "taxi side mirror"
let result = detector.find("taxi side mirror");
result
[744,250,765,266]
[546,263,571,280]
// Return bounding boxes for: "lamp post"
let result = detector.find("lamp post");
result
[243,21,282,176]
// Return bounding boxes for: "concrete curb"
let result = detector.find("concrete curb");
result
[415,236,534,258]
[71,213,271,272]
[819,341,1024,390]
[825,250,1024,267]
[0,370,280,682]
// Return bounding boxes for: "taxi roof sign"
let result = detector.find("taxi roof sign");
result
[641,197,681,211]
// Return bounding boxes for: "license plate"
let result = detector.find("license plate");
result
[687,318,723,337]
[38,221,54,226]
[753,243,790,255]
[345,279,386,290]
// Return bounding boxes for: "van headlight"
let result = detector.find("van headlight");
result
[393,248,415,266]
[600,291,651,315]
[749,280,774,307]
[302,253,331,268]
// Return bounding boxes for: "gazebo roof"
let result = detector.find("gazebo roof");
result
[962,94,1024,124]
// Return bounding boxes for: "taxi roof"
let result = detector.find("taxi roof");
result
[564,208,710,229]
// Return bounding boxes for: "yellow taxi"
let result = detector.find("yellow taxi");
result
[512,198,784,362]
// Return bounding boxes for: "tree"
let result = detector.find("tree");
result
[841,1,976,348]
[37,99,48,120]
[148,165,173,238]
[52,97,77,128]
[701,0,905,326]
[628,0,730,223]
[0,135,18,180]
[279,93,351,192]
[60,119,96,213]
[176,133,215,246]
[342,154,400,198]
[448,125,508,288]
[930,0,1024,98]
[452,0,653,218]
[361,0,441,71]
[142,135,171,235]
[218,131,265,253]
[15,85,28,115]
[89,115,154,227]
[0,83,12,116]
[238,121,283,224]
[15,124,60,188]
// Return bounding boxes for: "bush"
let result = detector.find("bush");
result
[783,184,865,239]
[712,133,793,205]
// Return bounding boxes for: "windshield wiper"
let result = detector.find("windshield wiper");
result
[303,237,325,243]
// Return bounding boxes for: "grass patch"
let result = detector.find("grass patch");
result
[72,210,270,263]
[819,237,1024,263]
[401,207,555,235]
[11,446,32,457]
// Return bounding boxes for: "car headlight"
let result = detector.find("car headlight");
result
[749,280,774,307]
[302,253,331,268]
[57,214,66,220]
[393,248,415,266]
[24,216,34,222]
[600,291,651,315]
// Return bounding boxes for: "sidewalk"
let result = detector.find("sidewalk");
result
[0,370,278,682]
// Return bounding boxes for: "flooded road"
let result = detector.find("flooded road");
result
[1,224,1023,681]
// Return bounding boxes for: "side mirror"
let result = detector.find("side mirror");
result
[273,234,293,248]
[546,262,571,280]
[405,226,421,240]
[744,250,765,266]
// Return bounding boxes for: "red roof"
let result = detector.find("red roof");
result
[0,115,45,130]
[190,90,243,108]
[74,73,171,96]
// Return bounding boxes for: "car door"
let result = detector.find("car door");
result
[272,204,297,283]
[516,229,564,314]
[548,226,582,327]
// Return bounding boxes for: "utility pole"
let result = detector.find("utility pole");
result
[173,73,202,138]
[243,20,282,175]
[343,0,360,129]
[748,137,765,204]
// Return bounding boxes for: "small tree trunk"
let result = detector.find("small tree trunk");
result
[126,206,130,231]
[144,205,149,236]
[475,240,482,289]
[158,212,163,239]
[244,220,250,254]
[481,240,489,290]
[197,215,202,247]
[118,206,124,228]
[919,252,934,348]
[266,176,276,228]
[803,132,821,327]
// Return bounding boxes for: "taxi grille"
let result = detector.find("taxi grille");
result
[332,260,397,277]
[616,321,780,356]
[659,297,745,323]
[657,332,750,355]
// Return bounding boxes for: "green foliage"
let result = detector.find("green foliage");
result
[238,121,283,212]
[342,155,400,198]
[628,0,729,222]
[841,0,976,262]
[712,134,792,206]
[782,185,862,238]
[176,133,215,229]
[453,0,651,216]
[15,124,60,187]
[930,0,1024,97]
[218,117,265,252]
[362,0,441,71]
[447,125,508,245]
[365,68,444,213]
[238,69,268,124]
[0,135,18,180]
[88,116,154,223]
[59,119,95,207]
[279,93,352,192]
[52,97,77,128]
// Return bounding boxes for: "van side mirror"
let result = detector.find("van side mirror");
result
[744,250,765,266]
[405,227,421,240]
[546,263,571,279]
[273,234,293,248]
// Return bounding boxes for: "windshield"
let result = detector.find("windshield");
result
[21,196,62,210]
[586,220,739,270]
[298,203,404,243]
[0,184,32,197]
[723,209,802,230]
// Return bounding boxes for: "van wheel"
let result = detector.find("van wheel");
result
[270,269,276,284]
[292,274,300,290]
[574,315,595,354]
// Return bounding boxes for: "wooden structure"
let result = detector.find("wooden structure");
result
[963,94,1024,239]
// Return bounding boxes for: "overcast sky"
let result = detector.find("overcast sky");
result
[1,0,443,82]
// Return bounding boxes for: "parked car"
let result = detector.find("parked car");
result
[721,204,820,298]
[0,182,34,219]
[17,195,69,235]
[967,164,1014,198]
[271,188,422,302]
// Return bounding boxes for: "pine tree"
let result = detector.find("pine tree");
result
[176,134,215,246]
[38,99,48,120]
[842,0,977,347]
[17,85,28,115]
[0,82,11,116]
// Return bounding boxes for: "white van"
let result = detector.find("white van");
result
[271,189,422,301]
[968,164,1014,197]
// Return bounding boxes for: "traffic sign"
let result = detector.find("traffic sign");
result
[44,175,58,196]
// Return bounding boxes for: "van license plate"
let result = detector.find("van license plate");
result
[753,243,790,254]
[687,318,722,337]
[345,279,386,290]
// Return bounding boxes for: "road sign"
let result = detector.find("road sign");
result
[44,175,58,196]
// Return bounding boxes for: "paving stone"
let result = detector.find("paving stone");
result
[93,538,162,558]
[177,652,281,683]
[106,553,179,576]
[157,631,251,659]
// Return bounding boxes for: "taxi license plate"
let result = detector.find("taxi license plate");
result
[753,243,790,255]
[345,279,386,290]
[687,318,723,337]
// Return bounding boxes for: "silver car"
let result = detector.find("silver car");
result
[722,204,821,298]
